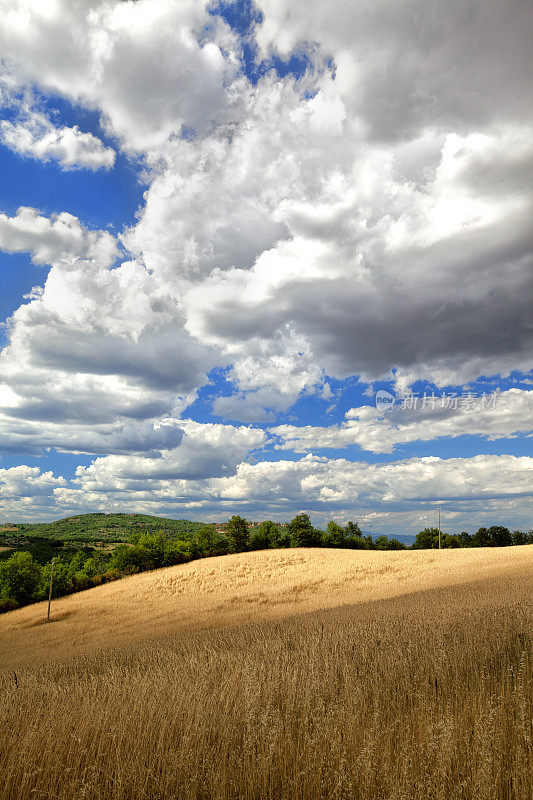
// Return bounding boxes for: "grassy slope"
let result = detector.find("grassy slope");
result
[1,545,532,671]
[0,560,531,800]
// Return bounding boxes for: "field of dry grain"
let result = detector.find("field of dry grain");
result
[1,546,532,800]
[1,545,531,670]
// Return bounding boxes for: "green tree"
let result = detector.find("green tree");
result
[386,537,407,550]
[345,521,362,538]
[413,528,441,549]
[0,551,42,605]
[111,544,153,573]
[40,559,72,598]
[249,524,271,550]
[458,531,472,547]
[66,551,87,582]
[138,533,166,564]
[288,514,320,547]
[512,529,532,545]
[441,533,462,548]
[163,539,192,566]
[374,535,390,550]
[276,525,291,548]
[82,556,98,578]
[472,527,491,547]
[472,526,514,547]
[256,520,281,548]
[486,526,512,547]
[194,526,228,558]
[226,516,250,553]
[325,521,346,548]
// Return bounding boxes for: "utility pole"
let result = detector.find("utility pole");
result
[438,505,441,550]
[47,558,55,622]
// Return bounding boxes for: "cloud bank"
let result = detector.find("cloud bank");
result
[0,0,531,530]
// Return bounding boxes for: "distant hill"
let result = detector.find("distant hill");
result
[362,530,416,545]
[2,513,208,543]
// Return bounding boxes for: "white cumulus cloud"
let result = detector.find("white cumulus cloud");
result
[0,110,115,170]
[271,389,533,454]
[0,206,118,267]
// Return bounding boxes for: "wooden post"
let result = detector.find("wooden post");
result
[47,558,55,622]
[438,505,441,550]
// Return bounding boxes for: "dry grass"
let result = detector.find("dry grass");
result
[0,548,531,799]
[1,545,531,670]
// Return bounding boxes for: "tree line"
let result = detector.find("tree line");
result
[1,514,531,613]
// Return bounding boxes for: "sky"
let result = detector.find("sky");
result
[0,0,532,535]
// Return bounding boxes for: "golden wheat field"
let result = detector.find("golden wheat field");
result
[1,546,532,800]
[1,545,531,670]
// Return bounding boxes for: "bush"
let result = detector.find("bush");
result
[111,545,154,573]
[101,569,121,583]
[163,540,192,566]
[72,571,92,591]
[0,597,19,613]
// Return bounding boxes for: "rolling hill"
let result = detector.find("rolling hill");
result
[1,544,531,671]
[1,545,531,800]
[1,512,208,543]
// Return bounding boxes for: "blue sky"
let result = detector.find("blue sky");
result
[0,0,531,534]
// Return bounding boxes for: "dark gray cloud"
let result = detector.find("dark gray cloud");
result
[0,418,184,457]
[256,0,533,139]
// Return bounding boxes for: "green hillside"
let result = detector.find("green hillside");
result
[0,513,207,544]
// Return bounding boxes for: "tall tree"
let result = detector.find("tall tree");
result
[288,513,320,547]
[345,521,362,538]
[325,521,346,547]
[226,516,250,553]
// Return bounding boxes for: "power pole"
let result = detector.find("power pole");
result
[438,505,441,550]
[47,558,55,622]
